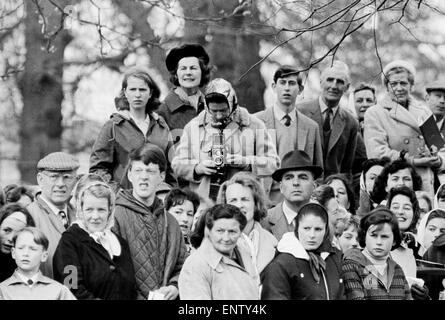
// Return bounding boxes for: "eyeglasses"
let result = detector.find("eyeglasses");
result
[41,172,76,183]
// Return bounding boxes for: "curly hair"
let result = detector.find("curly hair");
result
[114,67,161,114]
[371,158,422,205]
[217,171,268,222]
[386,185,420,233]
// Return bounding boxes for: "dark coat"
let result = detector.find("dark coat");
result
[112,190,188,300]
[297,99,359,180]
[260,232,345,300]
[422,234,445,299]
[157,90,202,145]
[53,224,137,300]
[89,111,176,188]
[0,251,16,282]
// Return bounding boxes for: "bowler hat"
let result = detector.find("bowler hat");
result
[165,43,209,72]
[37,152,80,172]
[272,150,323,182]
[425,80,445,94]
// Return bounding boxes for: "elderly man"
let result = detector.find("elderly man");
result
[297,61,359,181]
[255,66,323,206]
[27,152,79,278]
[261,150,322,241]
[425,80,445,136]
[172,78,280,201]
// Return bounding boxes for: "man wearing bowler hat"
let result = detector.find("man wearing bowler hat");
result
[27,152,79,278]
[425,80,445,137]
[261,150,323,241]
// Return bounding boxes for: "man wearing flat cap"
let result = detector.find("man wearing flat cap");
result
[261,150,322,241]
[27,151,79,278]
[425,80,445,137]
[157,43,212,146]
[297,61,359,182]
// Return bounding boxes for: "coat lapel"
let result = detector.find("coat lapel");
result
[383,97,421,131]
[296,111,308,150]
[263,108,277,146]
[328,109,346,152]
[36,197,66,234]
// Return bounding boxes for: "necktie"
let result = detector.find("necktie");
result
[27,279,33,286]
[323,108,333,132]
[283,114,291,127]
[59,211,68,229]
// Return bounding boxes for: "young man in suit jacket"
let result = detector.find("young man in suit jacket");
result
[255,66,323,206]
[297,61,359,182]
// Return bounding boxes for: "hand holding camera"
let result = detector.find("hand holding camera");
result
[194,160,217,176]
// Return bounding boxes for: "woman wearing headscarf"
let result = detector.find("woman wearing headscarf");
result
[53,174,136,300]
[157,43,212,146]
[364,59,445,200]
[261,203,345,300]
[89,67,176,188]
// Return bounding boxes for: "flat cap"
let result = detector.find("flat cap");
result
[37,152,80,171]
[425,80,445,93]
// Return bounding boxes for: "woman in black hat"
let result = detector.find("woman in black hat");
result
[157,43,212,145]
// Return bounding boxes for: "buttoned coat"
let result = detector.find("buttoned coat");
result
[297,99,359,180]
[363,95,445,197]
[172,106,280,197]
[255,107,324,198]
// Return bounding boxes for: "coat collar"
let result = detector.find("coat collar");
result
[163,90,195,112]
[198,237,249,272]
[35,194,74,233]
[277,232,331,261]
[111,111,167,129]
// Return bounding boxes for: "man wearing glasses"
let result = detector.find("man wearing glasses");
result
[27,152,79,278]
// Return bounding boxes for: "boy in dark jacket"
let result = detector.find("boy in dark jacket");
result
[112,144,187,300]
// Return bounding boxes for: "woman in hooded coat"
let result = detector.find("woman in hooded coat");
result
[260,203,344,300]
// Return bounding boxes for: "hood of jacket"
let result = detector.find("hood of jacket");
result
[110,110,165,126]
[277,232,331,261]
[115,189,163,217]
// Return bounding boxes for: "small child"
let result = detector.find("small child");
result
[0,227,76,300]
[335,215,360,253]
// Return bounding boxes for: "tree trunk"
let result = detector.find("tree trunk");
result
[18,0,73,183]
[181,0,265,113]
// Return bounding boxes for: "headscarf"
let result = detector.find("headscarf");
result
[74,180,121,258]
[417,208,445,256]
[294,203,334,283]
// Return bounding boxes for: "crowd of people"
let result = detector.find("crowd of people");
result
[1,43,445,300]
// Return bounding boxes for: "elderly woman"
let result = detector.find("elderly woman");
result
[53,175,136,300]
[89,67,175,188]
[178,204,259,300]
[261,203,345,300]
[217,171,277,275]
[157,43,212,145]
[364,60,445,199]
[0,204,35,282]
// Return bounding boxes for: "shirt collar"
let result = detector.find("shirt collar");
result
[282,201,298,225]
[273,104,297,123]
[40,195,68,216]
[319,96,339,117]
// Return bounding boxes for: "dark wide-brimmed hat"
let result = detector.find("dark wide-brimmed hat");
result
[165,43,209,72]
[272,150,323,182]
[425,80,445,94]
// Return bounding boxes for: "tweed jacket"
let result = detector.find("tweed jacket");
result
[261,202,296,241]
[297,99,359,180]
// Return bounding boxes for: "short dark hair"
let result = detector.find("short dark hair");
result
[164,187,200,214]
[205,93,230,107]
[386,185,420,233]
[0,204,35,228]
[358,207,401,249]
[436,184,445,200]
[362,157,391,178]
[354,82,376,96]
[169,57,212,88]
[13,227,49,251]
[273,65,304,90]
[4,184,34,204]
[115,67,161,113]
[128,143,167,173]
[426,209,445,226]
[371,158,422,204]
[324,174,356,215]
